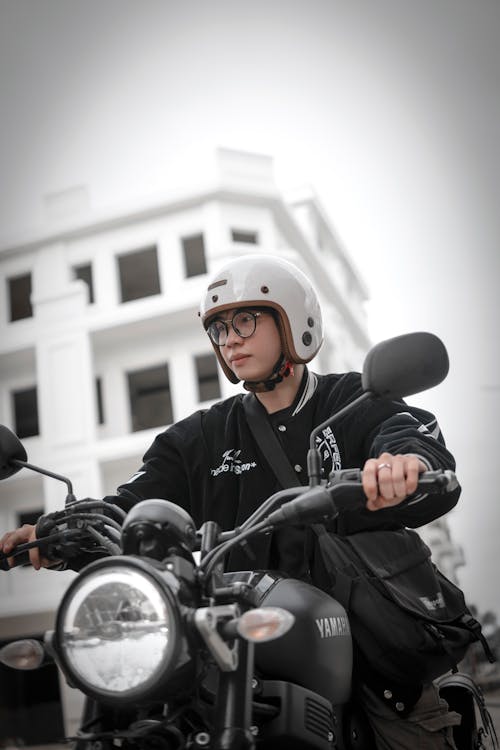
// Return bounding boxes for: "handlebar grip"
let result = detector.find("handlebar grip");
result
[416,469,459,493]
[328,468,459,494]
[0,549,31,571]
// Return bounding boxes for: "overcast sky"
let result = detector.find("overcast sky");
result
[1,0,499,617]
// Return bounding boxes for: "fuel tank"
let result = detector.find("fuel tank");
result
[223,571,353,706]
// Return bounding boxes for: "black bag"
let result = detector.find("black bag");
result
[313,525,494,686]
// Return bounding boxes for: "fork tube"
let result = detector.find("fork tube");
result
[213,639,255,750]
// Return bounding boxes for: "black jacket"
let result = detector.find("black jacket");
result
[113,369,460,570]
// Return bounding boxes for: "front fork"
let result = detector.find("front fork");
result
[212,639,256,750]
[197,521,257,749]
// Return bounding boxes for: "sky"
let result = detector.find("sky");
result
[0,0,499,617]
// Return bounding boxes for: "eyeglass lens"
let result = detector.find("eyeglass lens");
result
[208,311,258,345]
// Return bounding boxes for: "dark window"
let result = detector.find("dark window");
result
[127,364,173,432]
[8,273,33,321]
[96,377,105,424]
[182,233,207,277]
[0,639,64,746]
[17,509,44,527]
[195,353,221,402]
[12,387,39,439]
[117,246,161,303]
[73,262,95,304]
[231,229,258,244]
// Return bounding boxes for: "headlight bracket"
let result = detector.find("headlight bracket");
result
[194,604,240,671]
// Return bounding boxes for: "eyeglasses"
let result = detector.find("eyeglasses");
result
[207,310,266,347]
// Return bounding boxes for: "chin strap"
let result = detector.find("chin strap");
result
[243,355,294,393]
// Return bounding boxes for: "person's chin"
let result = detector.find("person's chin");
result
[231,359,265,381]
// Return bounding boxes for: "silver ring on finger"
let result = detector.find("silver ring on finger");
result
[377,463,392,471]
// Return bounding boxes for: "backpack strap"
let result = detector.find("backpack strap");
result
[243,393,329,575]
[242,393,300,489]
[460,614,497,664]
[243,392,345,580]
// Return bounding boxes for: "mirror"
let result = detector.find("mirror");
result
[361,332,449,399]
[0,425,28,480]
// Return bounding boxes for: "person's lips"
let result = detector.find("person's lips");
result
[230,354,250,364]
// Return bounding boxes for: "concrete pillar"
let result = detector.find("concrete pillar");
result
[32,243,98,457]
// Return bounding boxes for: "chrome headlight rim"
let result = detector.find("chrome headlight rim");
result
[55,556,182,705]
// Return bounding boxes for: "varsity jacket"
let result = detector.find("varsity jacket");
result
[113,368,460,571]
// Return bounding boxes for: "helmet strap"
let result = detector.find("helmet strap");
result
[243,355,294,393]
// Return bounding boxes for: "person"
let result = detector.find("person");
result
[0,254,462,748]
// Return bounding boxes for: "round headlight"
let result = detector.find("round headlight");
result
[55,558,182,703]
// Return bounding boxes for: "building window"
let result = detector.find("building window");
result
[96,377,105,425]
[195,353,221,402]
[182,233,207,278]
[17,509,44,527]
[231,229,258,244]
[12,387,39,439]
[127,364,173,432]
[73,262,95,304]
[117,246,161,303]
[8,273,33,321]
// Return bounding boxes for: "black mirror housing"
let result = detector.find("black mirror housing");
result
[0,425,28,480]
[362,332,449,400]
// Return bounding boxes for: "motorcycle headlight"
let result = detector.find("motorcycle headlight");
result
[55,557,183,704]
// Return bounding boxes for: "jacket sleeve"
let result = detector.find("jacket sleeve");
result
[365,405,460,527]
[334,382,461,533]
[108,413,205,515]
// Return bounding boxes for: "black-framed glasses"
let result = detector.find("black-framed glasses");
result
[207,310,266,346]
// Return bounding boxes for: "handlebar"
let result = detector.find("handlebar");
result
[1,469,459,572]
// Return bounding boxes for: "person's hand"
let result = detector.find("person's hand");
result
[0,524,43,569]
[362,452,427,511]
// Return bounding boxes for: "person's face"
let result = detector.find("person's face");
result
[212,308,282,382]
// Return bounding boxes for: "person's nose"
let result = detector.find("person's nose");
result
[224,324,243,347]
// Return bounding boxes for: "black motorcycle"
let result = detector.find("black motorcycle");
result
[0,333,497,749]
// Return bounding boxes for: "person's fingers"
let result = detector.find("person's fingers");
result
[376,462,395,502]
[0,525,33,553]
[0,525,40,569]
[29,545,42,571]
[364,454,431,512]
[390,456,407,500]
[362,458,380,503]
[404,455,425,495]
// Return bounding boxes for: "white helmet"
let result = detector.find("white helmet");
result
[199,254,323,384]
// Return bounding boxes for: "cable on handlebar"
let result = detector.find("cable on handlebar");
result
[239,486,308,530]
[57,499,127,522]
[84,525,122,556]
[199,519,272,580]
[65,512,123,533]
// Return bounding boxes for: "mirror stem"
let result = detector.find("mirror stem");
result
[10,458,75,502]
[307,390,374,486]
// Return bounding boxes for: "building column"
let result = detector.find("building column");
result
[32,243,102,502]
